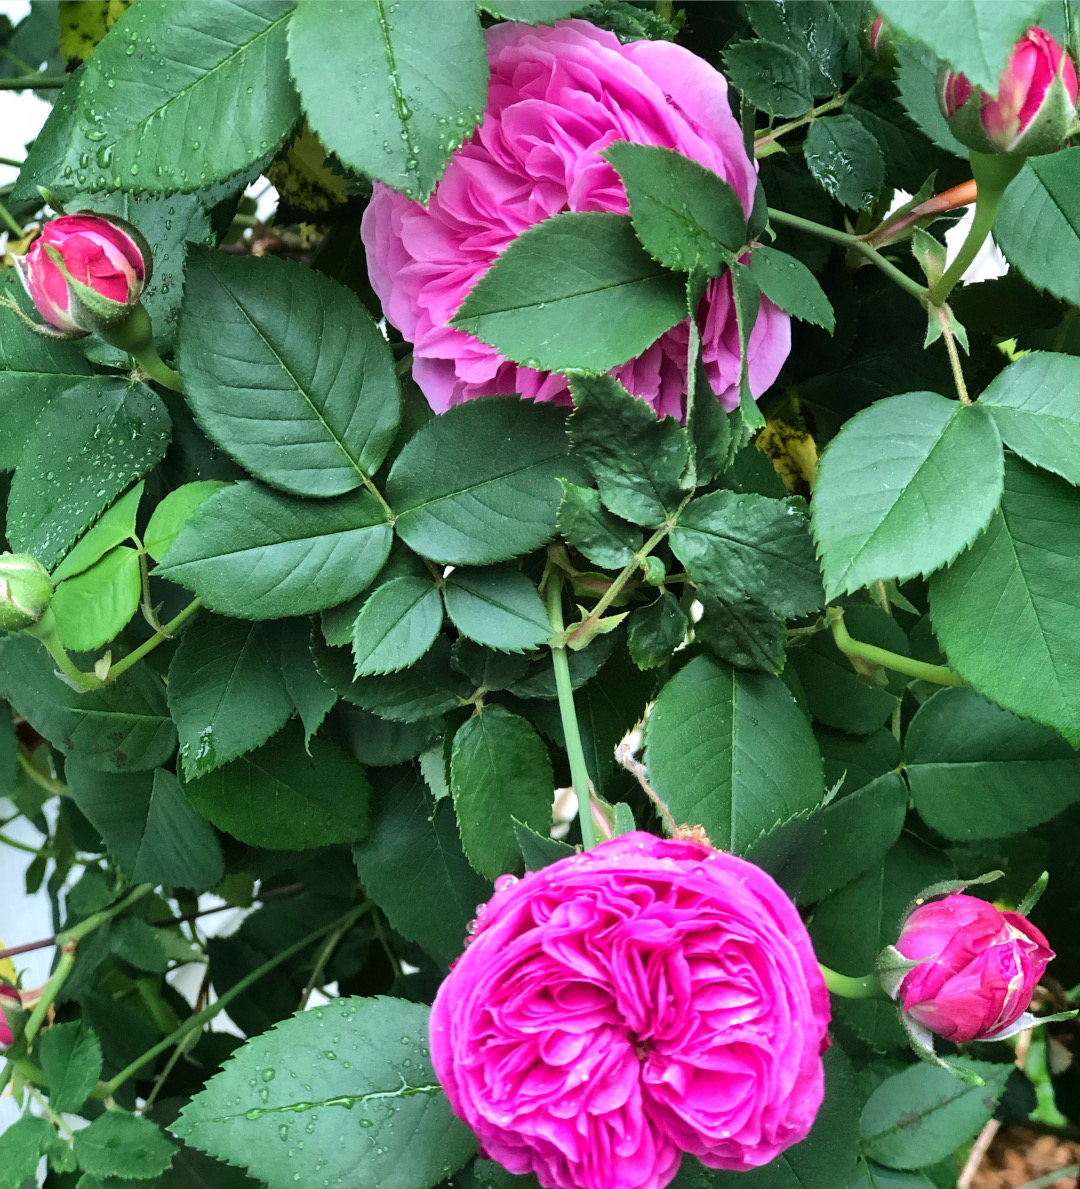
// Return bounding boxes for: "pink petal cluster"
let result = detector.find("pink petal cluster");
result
[430,833,830,1189]
[15,212,147,334]
[362,20,791,420]
[895,893,1054,1044]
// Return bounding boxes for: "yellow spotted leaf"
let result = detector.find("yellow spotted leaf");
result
[59,0,131,67]
[265,125,348,219]
[757,419,819,494]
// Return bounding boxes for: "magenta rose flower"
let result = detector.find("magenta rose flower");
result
[937,26,1078,156]
[894,893,1054,1044]
[15,212,149,336]
[430,832,830,1189]
[361,20,791,419]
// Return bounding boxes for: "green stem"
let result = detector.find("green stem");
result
[828,607,965,686]
[935,305,971,404]
[0,197,24,238]
[0,74,68,90]
[0,942,79,1092]
[130,340,182,391]
[769,208,930,301]
[819,963,890,1000]
[101,902,372,1098]
[25,610,102,691]
[754,86,856,150]
[17,752,66,797]
[546,569,597,851]
[0,830,57,859]
[57,884,154,947]
[928,152,1025,305]
[105,599,202,683]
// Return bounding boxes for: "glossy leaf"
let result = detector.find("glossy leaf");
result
[557,480,641,569]
[803,115,885,210]
[443,567,551,653]
[352,576,444,675]
[748,246,834,331]
[51,482,143,583]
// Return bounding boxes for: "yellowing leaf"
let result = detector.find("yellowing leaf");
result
[0,945,16,984]
[757,419,819,494]
[59,0,131,66]
[265,125,348,218]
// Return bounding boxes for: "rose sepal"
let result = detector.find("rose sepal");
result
[875,944,922,1000]
[901,868,1003,921]
[898,1009,987,1085]
[0,291,85,340]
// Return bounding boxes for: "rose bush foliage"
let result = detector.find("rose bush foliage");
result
[1,3,1080,1189]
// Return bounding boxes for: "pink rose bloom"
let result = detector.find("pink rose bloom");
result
[430,832,830,1189]
[0,986,18,1048]
[895,893,1054,1044]
[938,26,1078,156]
[362,20,791,420]
[15,212,148,335]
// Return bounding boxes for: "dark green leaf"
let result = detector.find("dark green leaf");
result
[671,490,823,616]
[451,211,686,372]
[696,596,787,675]
[388,397,578,565]
[279,618,337,742]
[178,247,400,498]
[342,707,442,769]
[722,39,815,118]
[514,818,576,871]
[183,724,370,849]
[443,568,551,653]
[930,456,1080,745]
[812,392,1004,599]
[452,640,530,692]
[7,378,170,568]
[803,115,886,210]
[743,1,854,94]
[572,652,655,791]
[38,1021,103,1114]
[0,1114,53,1189]
[506,630,618,700]
[644,654,822,851]
[748,246,835,331]
[894,43,967,157]
[557,480,642,570]
[73,1113,176,1180]
[627,592,688,670]
[450,705,553,878]
[287,1,487,201]
[352,576,444,676]
[156,482,392,619]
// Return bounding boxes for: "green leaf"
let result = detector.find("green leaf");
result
[873,0,1045,93]
[894,43,967,157]
[507,630,618,700]
[443,568,551,652]
[803,114,886,210]
[748,246,835,331]
[451,211,687,372]
[452,640,530,693]
[7,378,171,569]
[722,39,815,118]
[66,761,224,889]
[168,613,294,779]
[352,576,444,676]
[184,724,369,849]
[475,1,588,19]
[172,996,475,1189]
[811,836,952,1051]
[0,635,176,772]
[144,481,228,564]
[0,1114,53,1189]
[450,704,554,878]
[0,275,94,471]
[978,351,1080,485]
[38,1021,103,1113]
[388,397,578,565]
[51,545,142,652]
[514,818,576,870]
[798,773,908,904]
[643,654,823,851]
[48,0,299,194]
[696,596,787,675]
[568,372,689,527]
[930,456,1080,745]
[860,1059,1012,1169]
[52,482,143,583]
[73,1113,176,1180]
[287,1,487,201]
[354,766,491,964]
[813,392,1004,599]
[855,1163,939,1189]
[995,151,1080,306]
[156,482,392,619]
[743,2,856,94]
[178,248,400,497]
[278,619,337,743]
[557,480,642,569]
[602,141,746,275]
[671,490,824,616]
[571,652,656,792]
[627,592,688,670]
[906,686,1080,840]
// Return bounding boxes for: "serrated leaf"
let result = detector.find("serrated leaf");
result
[451,211,686,372]
[51,545,142,652]
[568,373,689,527]
[0,1114,54,1189]
[287,1,487,201]
[183,723,370,849]
[279,619,337,743]
[671,490,823,616]
[475,1,588,19]
[442,568,551,652]
[74,1112,176,1180]
[178,247,400,497]
[557,480,642,569]
[930,455,1080,745]
[722,39,816,117]
[144,480,228,563]
[602,141,746,276]
[626,592,688,670]
[644,654,822,851]
[387,397,578,565]
[52,482,143,583]
[696,596,787,675]
[513,818,576,870]
[38,1021,104,1113]
[804,114,885,210]
[813,392,1004,598]
[168,613,294,779]
[352,576,444,675]
[156,482,392,619]
[894,42,967,158]
[173,997,475,1189]
[748,246,834,331]
[7,378,171,569]
[354,766,491,964]
[450,704,553,878]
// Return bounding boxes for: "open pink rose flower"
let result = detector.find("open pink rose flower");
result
[362,20,791,419]
[430,833,830,1189]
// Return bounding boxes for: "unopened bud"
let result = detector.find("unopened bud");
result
[0,552,53,631]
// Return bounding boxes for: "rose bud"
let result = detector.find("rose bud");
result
[0,553,53,632]
[937,26,1078,157]
[0,986,18,1048]
[864,16,898,68]
[893,893,1053,1043]
[13,211,151,338]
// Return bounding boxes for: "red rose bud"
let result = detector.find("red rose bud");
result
[14,211,151,337]
[937,26,1078,156]
[0,986,19,1048]
[894,893,1053,1043]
